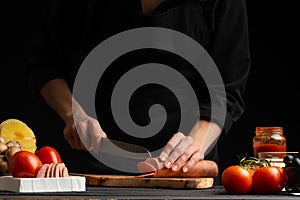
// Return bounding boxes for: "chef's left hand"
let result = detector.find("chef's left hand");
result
[159,132,204,172]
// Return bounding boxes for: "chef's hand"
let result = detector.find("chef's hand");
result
[64,114,107,153]
[39,78,107,153]
[159,132,204,172]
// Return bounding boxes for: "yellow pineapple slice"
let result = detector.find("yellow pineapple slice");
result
[0,119,37,153]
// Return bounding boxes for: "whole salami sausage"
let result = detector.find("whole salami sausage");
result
[137,157,218,178]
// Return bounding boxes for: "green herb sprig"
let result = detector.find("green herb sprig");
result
[238,154,271,170]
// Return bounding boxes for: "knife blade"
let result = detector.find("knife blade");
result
[98,138,152,160]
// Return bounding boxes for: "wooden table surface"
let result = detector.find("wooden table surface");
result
[0,186,299,200]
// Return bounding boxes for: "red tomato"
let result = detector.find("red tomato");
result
[35,146,62,164]
[277,166,289,186]
[252,166,284,194]
[221,166,253,194]
[8,151,42,178]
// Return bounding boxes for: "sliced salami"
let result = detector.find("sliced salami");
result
[45,163,52,178]
[62,165,69,177]
[36,164,49,178]
[54,163,60,177]
[35,162,69,178]
[57,163,64,177]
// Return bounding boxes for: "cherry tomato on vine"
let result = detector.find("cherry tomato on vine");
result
[8,150,42,178]
[35,146,62,164]
[221,165,253,194]
[252,166,285,194]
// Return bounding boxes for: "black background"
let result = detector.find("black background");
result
[0,1,298,173]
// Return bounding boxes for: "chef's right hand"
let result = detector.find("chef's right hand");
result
[63,115,107,153]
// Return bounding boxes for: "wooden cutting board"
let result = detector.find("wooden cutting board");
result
[70,173,214,189]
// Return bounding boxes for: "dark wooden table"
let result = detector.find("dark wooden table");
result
[0,186,299,199]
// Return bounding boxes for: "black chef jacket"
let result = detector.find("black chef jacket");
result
[26,0,250,183]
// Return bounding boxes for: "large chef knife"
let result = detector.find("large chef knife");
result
[98,138,152,160]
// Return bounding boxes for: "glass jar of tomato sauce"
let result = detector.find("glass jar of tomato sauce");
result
[253,127,286,158]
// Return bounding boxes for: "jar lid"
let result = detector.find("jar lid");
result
[256,127,283,135]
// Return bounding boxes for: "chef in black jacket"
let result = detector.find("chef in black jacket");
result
[26,0,250,184]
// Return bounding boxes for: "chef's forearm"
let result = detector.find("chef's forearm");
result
[189,120,221,155]
[40,78,75,124]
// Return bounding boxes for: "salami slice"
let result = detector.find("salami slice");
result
[45,163,52,178]
[36,164,49,178]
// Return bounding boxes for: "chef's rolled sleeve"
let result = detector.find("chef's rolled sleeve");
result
[26,15,69,97]
[206,0,251,133]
